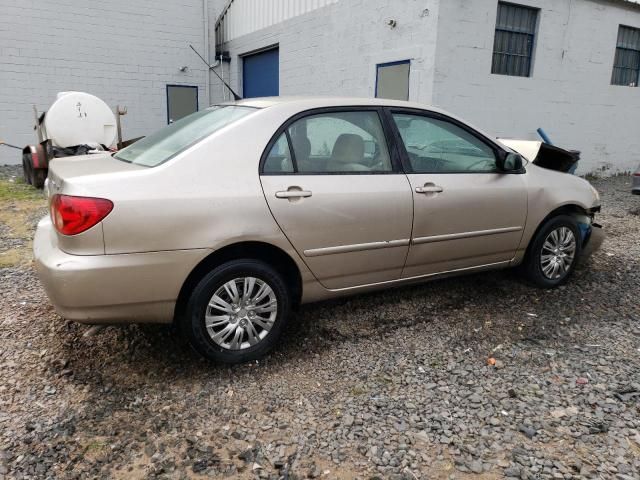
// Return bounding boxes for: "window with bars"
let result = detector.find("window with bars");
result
[611,25,640,87]
[491,2,539,77]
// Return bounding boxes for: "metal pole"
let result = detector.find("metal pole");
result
[115,105,128,149]
[221,54,225,101]
[536,128,553,145]
[0,141,23,150]
[203,0,211,107]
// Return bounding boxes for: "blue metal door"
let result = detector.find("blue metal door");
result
[243,48,279,98]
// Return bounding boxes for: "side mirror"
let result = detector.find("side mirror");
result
[498,152,524,172]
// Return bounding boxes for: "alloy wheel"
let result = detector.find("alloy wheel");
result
[205,277,278,350]
[540,227,576,280]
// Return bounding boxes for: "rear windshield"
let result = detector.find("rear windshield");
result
[114,105,256,167]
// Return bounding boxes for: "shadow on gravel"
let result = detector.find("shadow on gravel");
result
[51,247,631,388]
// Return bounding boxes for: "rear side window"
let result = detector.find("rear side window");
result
[270,111,392,174]
[114,106,256,167]
[392,114,497,173]
[264,134,294,173]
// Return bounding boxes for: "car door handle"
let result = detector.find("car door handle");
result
[275,189,312,199]
[415,185,443,194]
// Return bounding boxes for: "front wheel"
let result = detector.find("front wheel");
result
[521,215,582,288]
[182,259,291,363]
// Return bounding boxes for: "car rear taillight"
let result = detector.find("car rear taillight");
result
[50,194,113,236]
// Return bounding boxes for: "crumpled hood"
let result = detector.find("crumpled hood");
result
[499,139,578,173]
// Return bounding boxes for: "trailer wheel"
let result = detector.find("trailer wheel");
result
[31,168,47,189]
[22,153,33,185]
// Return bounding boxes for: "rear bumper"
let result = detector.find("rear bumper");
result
[581,223,605,260]
[34,217,211,324]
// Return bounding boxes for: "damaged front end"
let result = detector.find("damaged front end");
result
[499,139,579,173]
[501,139,605,257]
[579,210,605,262]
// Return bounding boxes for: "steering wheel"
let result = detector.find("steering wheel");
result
[368,143,381,166]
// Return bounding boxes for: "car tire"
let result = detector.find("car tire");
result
[182,259,291,363]
[521,215,582,288]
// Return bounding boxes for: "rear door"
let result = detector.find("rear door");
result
[260,108,413,290]
[388,109,528,277]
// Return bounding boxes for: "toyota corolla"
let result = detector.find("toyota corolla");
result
[34,97,603,363]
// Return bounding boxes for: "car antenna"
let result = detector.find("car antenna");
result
[189,45,243,101]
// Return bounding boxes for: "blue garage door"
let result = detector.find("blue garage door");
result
[243,48,279,98]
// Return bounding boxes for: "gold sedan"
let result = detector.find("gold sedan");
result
[34,97,603,363]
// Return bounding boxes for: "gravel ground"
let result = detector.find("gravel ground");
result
[0,165,25,183]
[0,167,639,480]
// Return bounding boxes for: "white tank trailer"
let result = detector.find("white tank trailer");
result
[19,92,136,188]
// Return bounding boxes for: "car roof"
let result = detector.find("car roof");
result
[221,96,500,146]
[223,96,450,114]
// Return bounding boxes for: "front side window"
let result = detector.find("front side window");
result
[611,25,640,87]
[114,106,256,167]
[284,111,393,173]
[491,2,539,77]
[392,114,497,173]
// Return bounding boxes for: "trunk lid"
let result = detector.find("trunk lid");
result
[46,153,145,197]
[45,153,145,256]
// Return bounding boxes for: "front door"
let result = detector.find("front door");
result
[388,110,528,278]
[260,109,413,290]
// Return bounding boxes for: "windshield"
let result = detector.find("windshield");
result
[114,105,256,167]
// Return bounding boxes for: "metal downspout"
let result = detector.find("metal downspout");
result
[204,0,223,104]
[203,0,211,106]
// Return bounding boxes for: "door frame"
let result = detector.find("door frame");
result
[165,84,199,124]
[259,106,406,176]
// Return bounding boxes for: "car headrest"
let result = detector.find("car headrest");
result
[331,134,364,164]
[292,136,311,162]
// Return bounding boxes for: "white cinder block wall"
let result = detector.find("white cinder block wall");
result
[210,0,441,103]
[213,0,640,174]
[433,0,640,174]
[3,0,638,173]
[0,0,213,165]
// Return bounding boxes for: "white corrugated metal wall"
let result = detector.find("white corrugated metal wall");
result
[215,0,338,45]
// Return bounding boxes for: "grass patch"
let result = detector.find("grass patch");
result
[349,385,368,396]
[0,177,45,202]
[0,178,47,267]
[0,249,26,268]
[82,439,110,461]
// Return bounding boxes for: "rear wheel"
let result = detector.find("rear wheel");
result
[521,215,581,288]
[182,259,291,363]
